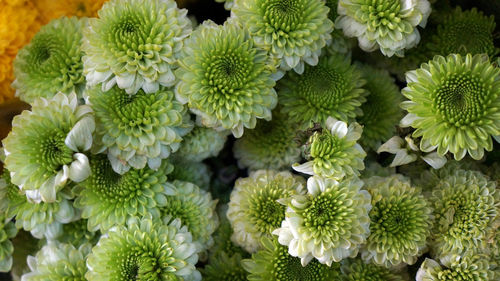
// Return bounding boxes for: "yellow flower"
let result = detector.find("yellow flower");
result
[34,0,109,24]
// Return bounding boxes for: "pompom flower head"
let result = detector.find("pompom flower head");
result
[232,0,333,73]
[88,85,192,173]
[175,20,278,138]
[174,126,228,162]
[273,176,372,266]
[341,258,409,281]
[168,158,212,190]
[293,117,366,180]
[278,54,367,128]
[3,92,94,202]
[241,237,340,281]
[13,17,86,104]
[0,215,16,272]
[401,54,500,160]
[416,254,495,281]
[83,0,191,94]
[362,175,432,267]
[86,216,201,281]
[336,0,431,57]
[227,170,306,253]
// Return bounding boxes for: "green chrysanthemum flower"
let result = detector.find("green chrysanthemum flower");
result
[227,170,306,253]
[12,17,86,104]
[2,92,94,203]
[233,111,301,171]
[242,237,340,281]
[86,216,201,281]
[362,175,432,267]
[232,0,333,73]
[427,7,499,58]
[273,176,371,266]
[74,154,173,232]
[168,158,212,190]
[428,169,499,259]
[10,231,41,281]
[401,54,500,160]
[336,0,431,57]
[293,117,366,180]
[55,218,100,247]
[357,65,402,151]
[161,180,218,252]
[83,0,191,95]
[88,85,191,173]
[174,126,228,162]
[202,252,248,281]
[0,215,16,272]
[175,20,278,138]
[278,54,367,128]
[340,258,409,281]
[22,243,91,281]
[416,254,495,281]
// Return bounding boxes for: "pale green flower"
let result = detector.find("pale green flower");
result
[416,254,495,281]
[169,158,212,190]
[53,218,100,247]
[174,126,228,162]
[202,252,248,281]
[0,215,16,272]
[340,258,409,281]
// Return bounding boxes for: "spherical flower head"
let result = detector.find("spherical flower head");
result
[202,252,248,281]
[336,0,431,57]
[0,215,16,272]
[13,17,87,104]
[22,242,92,280]
[357,64,403,151]
[227,170,306,253]
[74,154,173,232]
[161,180,219,253]
[175,20,278,138]
[401,54,500,161]
[416,254,495,281]
[293,117,366,180]
[361,175,432,267]
[168,158,212,191]
[428,169,499,260]
[340,258,409,281]
[278,54,367,128]
[88,85,192,174]
[241,236,340,281]
[86,216,201,281]
[233,111,301,171]
[427,7,499,58]
[174,126,228,162]
[232,0,333,73]
[273,176,372,266]
[3,92,94,203]
[34,0,109,24]
[83,0,191,95]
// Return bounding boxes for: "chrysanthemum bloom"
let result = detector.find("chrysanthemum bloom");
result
[0,215,16,272]
[22,243,92,280]
[13,17,87,104]
[416,254,495,281]
[293,117,366,180]
[168,158,212,190]
[340,258,409,281]
[83,0,191,95]
[400,54,500,160]
[202,252,248,281]
[336,0,431,57]
[232,0,333,73]
[427,7,498,58]
[233,111,301,171]
[428,170,499,260]
[362,175,432,267]
[74,154,173,232]
[161,180,218,252]
[273,176,372,266]
[34,0,109,24]
[357,65,402,151]
[174,126,228,162]
[227,170,306,253]
[242,237,340,280]
[55,218,99,247]
[86,216,201,281]
[278,54,367,128]
[176,20,278,138]
[3,92,94,202]
[88,85,191,173]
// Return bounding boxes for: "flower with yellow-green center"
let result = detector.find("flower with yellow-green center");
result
[0,215,16,272]
[400,54,500,161]
[54,218,100,247]
[3,92,94,203]
[227,170,306,253]
[293,117,366,180]
[202,252,248,281]
[336,0,431,57]
[174,126,228,162]
[175,20,278,138]
[232,0,333,73]
[168,158,212,190]
[340,258,409,281]
[416,254,495,281]
[83,0,191,94]
[362,175,432,267]
[85,216,201,281]
[273,176,372,266]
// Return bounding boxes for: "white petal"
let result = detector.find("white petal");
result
[68,153,91,182]
[65,116,95,152]
[421,152,447,169]
[391,150,417,167]
[400,113,419,127]
[292,162,314,175]
[377,136,404,154]
[329,120,348,138]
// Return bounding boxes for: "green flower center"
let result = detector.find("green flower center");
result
[344,261,396,280]
[162,198,202,241]
[362,0,402,30]
[310,131,344,160]
[437,268,475,281]
[37,130,74,173]
[206,49,253,93]
[119,247,162,280]
[299,66,347,111]
[274,244,334,280]
[247,185,288,234]
[261,0,305,31]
